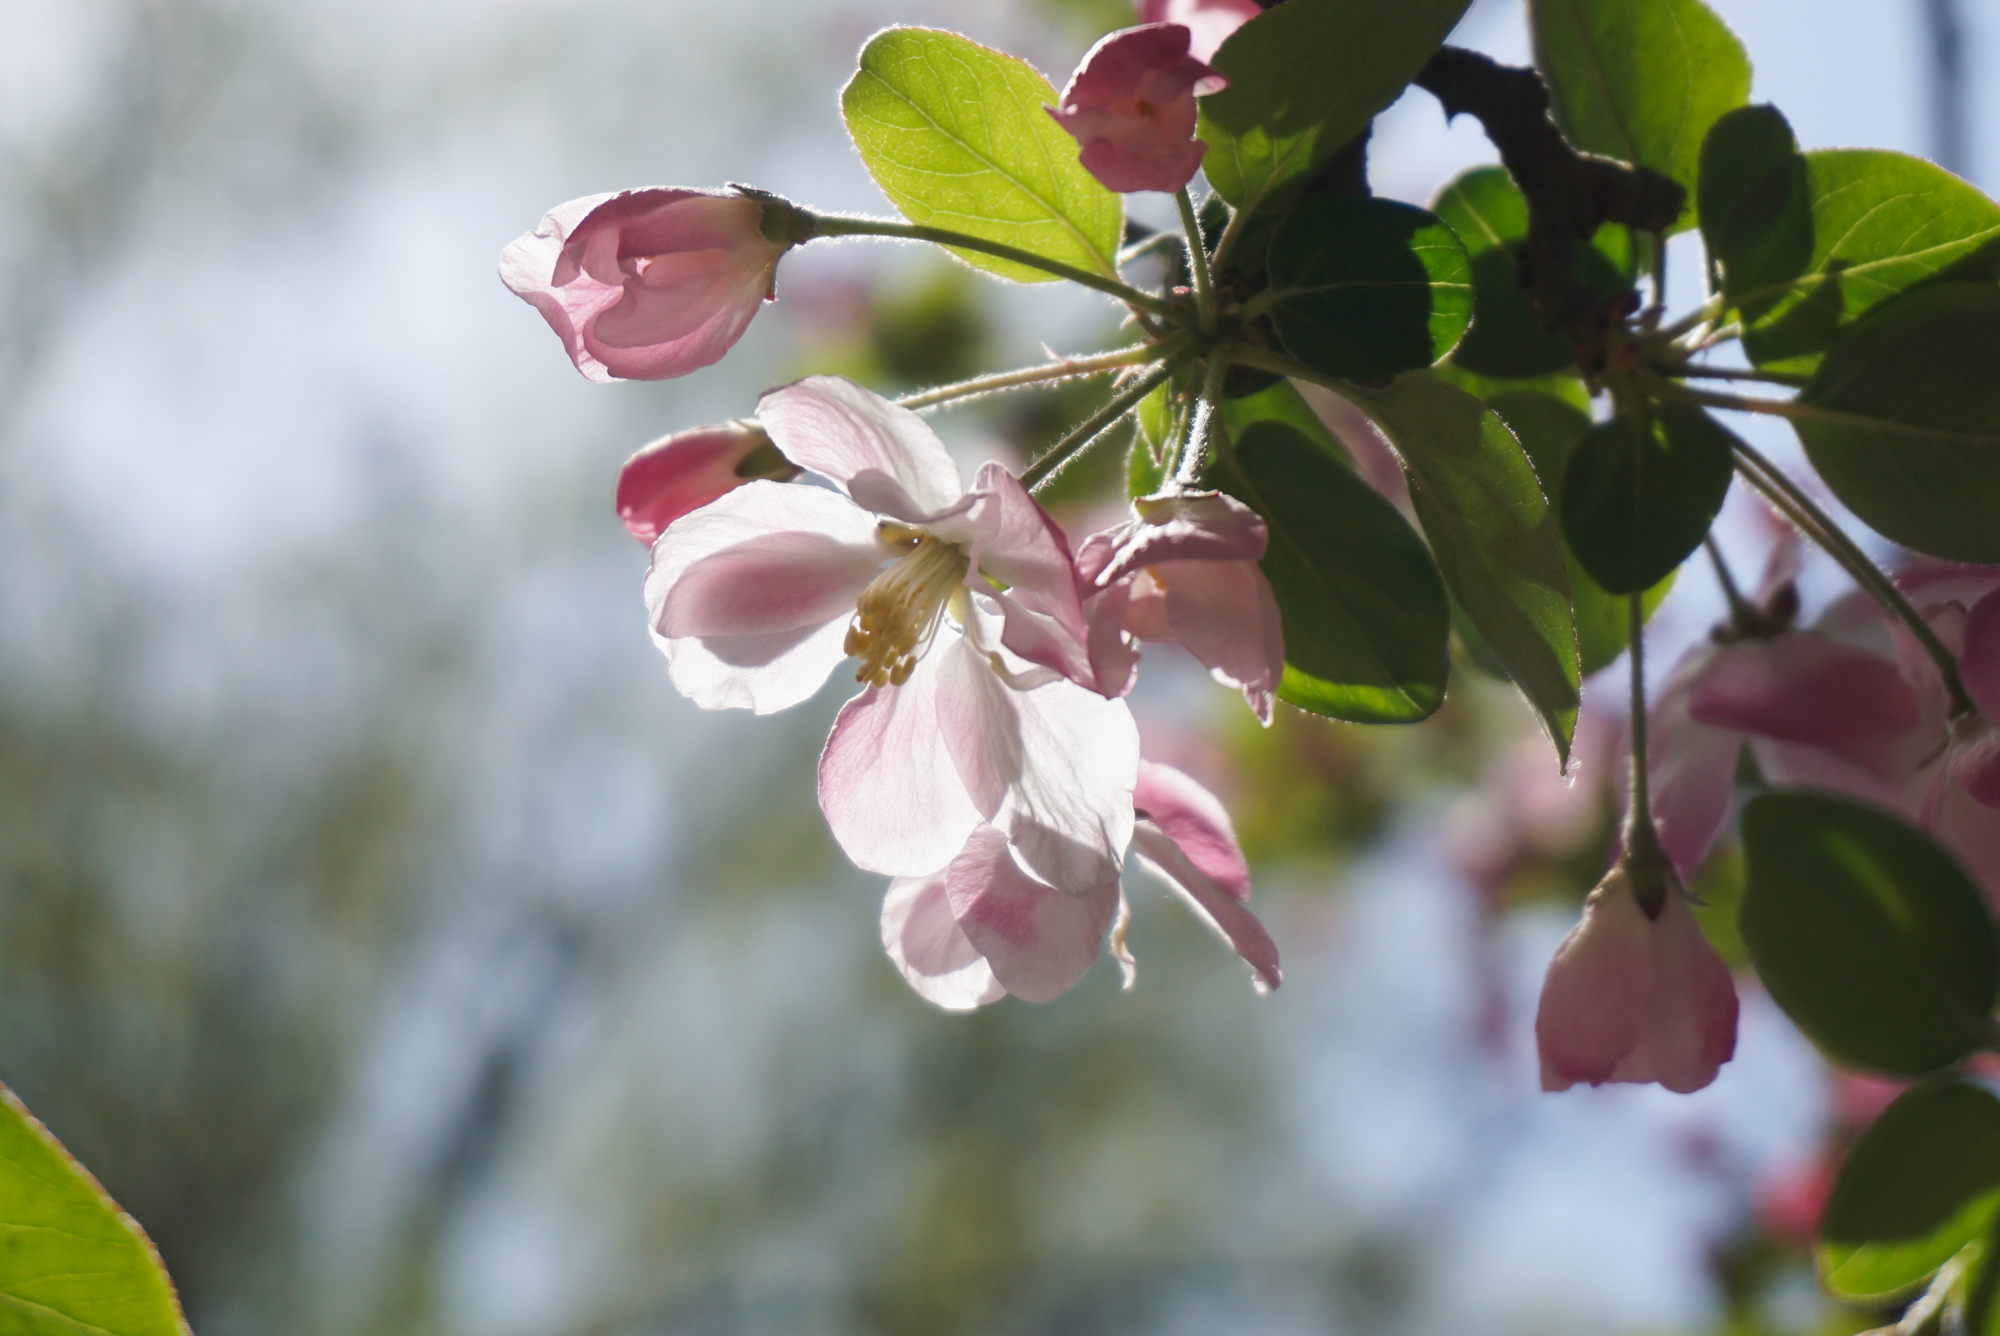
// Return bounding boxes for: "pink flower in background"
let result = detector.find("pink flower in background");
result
[882,761,1280,1008]
[614,420,797,545]
[501,188,789,382]
[1535,863,1739,1094]
[1135,0,1259,63]
[1074,490,1284,722]
[1047,24,1227,194]
[644,375,1136,894]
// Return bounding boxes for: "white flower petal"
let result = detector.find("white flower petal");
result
[757,376,964,521]
[881,871,1005,1010]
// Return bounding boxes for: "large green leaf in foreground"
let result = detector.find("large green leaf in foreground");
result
[0,1083,189,1335]
[1217,420,1449,723]
[1199,0,1471,220]
[1559,403,1734,595]
[841,28,1122,284]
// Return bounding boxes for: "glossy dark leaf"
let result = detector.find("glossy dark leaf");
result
[1340,373,1579,761]
[1559,403,1734,595]
[1262,198,1473,383]
[1215,420,1449,723]
[1795,283,2000,564]
[1199,0,1472,219]
[1741,792,2000,1077]
[1433,166,1636,378]
[1819,1076,2000,1301]
[1698,105,1811,304]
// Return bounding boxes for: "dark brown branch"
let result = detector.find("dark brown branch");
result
[1412,46,1685,346]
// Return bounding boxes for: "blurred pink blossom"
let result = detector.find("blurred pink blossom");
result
[501,188,788,382]
[644,376,1137,895]
[1074,490,1284,722]
[882,761,1279,1008]
[1535,863,1739,1094]
[614,421,796,545]
[1135,0,1259,63]
[1047,24,1226,194]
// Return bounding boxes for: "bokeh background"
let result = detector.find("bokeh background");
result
[0,0,1990,1332]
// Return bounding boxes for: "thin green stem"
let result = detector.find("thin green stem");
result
[1021,351,1192,491]
[1209,200,1251,274]
[1217,341,1342,394]
[1117,230,1181,266]
[804,212,1172,315]
[1173,353,1232,486]
[1703,534,1756,630]
[1657,376,2000,444]
[1176,187,1217,337]
[895,341,1172,412]
[1676,364,1811,388]
[1728,438,1978,719]
[1627,594,1655,842]
[1657,293,1726,343]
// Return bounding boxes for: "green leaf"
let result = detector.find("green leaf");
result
[1216,420,1449,723]
[1722,148,2000,373]
[0,1083,190,1335]
[1559,402,1734,594]
[1697,104,1811,302]
[1198,0,1473,219]
[1741,792,2000,1076]
[1219,377,1352,468]
[841,28,1123,284]
[1530,0,1749,227]
[1261,197,1474,382]
[1486,390,1673,674]
[1432,361,1592,415]
[1819,1076,2000,1301]
[1793,283,2000,564]
[1336,372,1579,761]
[1433,166,1637,378]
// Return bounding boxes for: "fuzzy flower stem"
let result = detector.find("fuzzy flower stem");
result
[1021,351,1193,491]
[895,342,1176,412]
[1174,352,1232,486]
[1624,594,1668,883]
[803,212,1171,315]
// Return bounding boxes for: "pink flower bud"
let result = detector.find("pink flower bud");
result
[614,420,798,546]
[1135,0,1259,63]
[1046,24,1227,195]
[501,188,790,382]
[1535,863,1739,1094]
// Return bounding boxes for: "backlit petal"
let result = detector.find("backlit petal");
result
[881,871,1005,1010]
[944,826,1117,1002]
[757,376,964,521]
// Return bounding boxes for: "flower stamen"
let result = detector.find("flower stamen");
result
[844,526,971,687]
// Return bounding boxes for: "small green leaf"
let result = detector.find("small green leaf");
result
[1198,0,1473,219]
[1433,166,1636,378]
[1559,402,1734,594]
[1793,283,2000,564]
[841,28,1123,284]
[1219,377,1352,468]
[1216,420,1449,723]
[1262,198,1473,383]
[1819,1076,2000,1301]
[1338,372,1579,761]
[1530,0,1749,227]
[1741,792,2000,1076]
[1486,390,1673,674]
[1697,104,1811,302]
[0,1083,190,1335]
[1722,149,2000,373]
[1432,361,1592,414]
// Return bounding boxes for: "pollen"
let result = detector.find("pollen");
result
[844,525,971,688]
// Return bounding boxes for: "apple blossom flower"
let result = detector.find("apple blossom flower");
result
[614,420,798,545]
[881,760,1280,1008]
[1046,24,1228,195]
[644,375,1136,894]
[501,187,792,382]
[1535,860,1739,1093]
[1074,490,1285,723]
[1135,0,1259,63]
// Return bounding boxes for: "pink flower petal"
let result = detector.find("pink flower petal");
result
[1536,870,1657,1091]
[1612,892,1740,1094]
[946,463,1095,685]
[1136,558,1284,724]
[646,481,884,714]
[881,871,1005,1010]
[1689,632,1919,775]
[501,188,783,382]
[1646,643,1744,881]
[819,642,985,877]
[933,630,1140,895]
[1132,760,1250,901]
[944,826,1118,1003]
[1962,588,2000,722]
[1950,729,2000,810]
[1047,25,1225,194]
[616,421,792,545]
[756,376,964,521]
[1091,491,1268,587]
[1131,820,1280,991]
[1134,0,1260,62]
